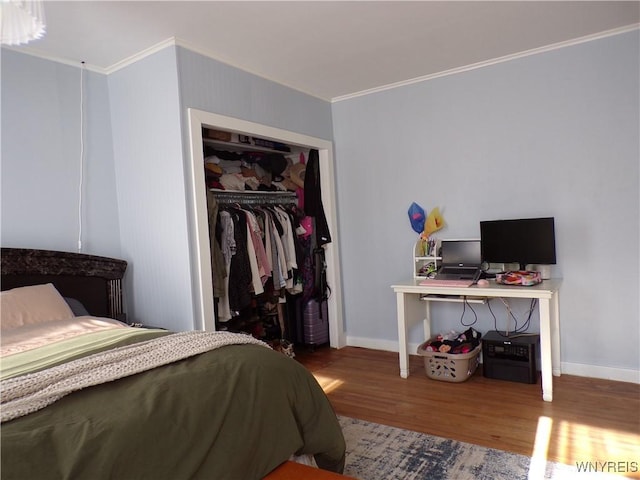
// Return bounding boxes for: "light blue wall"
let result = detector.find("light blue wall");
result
[105,46,334,331]
[2,31,638,377]
[332,31,639,373]
[1,45,333,332]
[107,46,193,330]
[176,47,333,140]
[1,49,120,257]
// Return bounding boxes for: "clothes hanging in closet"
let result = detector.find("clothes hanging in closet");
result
[213,201,305,322]
[304,149,331,246]
[302,150,332,303]
[206,190,227,299]
[227,206,253,314]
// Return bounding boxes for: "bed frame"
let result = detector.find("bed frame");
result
[1,248,127,322]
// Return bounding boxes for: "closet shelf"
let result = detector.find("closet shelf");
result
[204,138,304,156]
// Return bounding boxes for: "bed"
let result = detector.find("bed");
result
[0,248,345,480]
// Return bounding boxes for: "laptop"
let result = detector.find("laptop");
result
[431,239,482,283]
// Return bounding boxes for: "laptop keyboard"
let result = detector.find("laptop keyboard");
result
[441,267,475,275]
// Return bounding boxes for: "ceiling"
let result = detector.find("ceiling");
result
[9,1,640,101]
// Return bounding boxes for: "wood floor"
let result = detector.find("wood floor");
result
[296,345,640,478]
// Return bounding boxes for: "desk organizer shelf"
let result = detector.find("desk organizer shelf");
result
[416,341,481,383]
[413,239,441,279]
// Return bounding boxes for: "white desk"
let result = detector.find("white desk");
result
[391,278,561,402]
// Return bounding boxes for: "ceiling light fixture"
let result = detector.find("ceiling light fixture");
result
[0,0,46,46]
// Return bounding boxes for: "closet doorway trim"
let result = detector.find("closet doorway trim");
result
[187,108,345,349]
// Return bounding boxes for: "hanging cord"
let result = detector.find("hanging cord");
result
[517,298,537,333]
[487,297,538,337]
[77,61,85,252]
[459,297,478,327]
[501,297,537,334]
[500,298,516,334]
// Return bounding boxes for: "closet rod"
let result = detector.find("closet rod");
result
[210,189,298,205]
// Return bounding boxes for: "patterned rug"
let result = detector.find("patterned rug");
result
[338,416,590,480]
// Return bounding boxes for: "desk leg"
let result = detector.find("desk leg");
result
[423,299,432,345]
[551,291,561,377]
[539,298,553,402]
[396,292,410,378]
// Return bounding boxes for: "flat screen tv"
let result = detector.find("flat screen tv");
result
[480,217,556,271]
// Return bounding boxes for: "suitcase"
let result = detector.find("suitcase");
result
[303,299,329,346]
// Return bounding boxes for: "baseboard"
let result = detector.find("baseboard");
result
[561,361,640,384]
[345,336,401,353]
[345,336,640,384]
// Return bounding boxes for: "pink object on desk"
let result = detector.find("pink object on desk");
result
[419,279,473,287]
[496,270,542,286]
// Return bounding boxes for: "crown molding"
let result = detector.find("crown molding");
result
[1,45,106,74]
[4,23,638,100]
[104,37,177,75]
[331,23,640,103]
[1,37,179,75]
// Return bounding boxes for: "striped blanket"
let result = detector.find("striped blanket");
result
[1,330,269,422]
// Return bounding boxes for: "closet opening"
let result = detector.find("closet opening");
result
[186,109,345,349]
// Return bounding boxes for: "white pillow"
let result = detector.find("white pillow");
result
[1,283,75,330]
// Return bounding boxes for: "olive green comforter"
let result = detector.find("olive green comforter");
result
[1,332,345,479]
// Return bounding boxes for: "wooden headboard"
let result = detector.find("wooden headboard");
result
[1,248,127,322]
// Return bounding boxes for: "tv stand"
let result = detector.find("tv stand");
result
[391,278,561,402]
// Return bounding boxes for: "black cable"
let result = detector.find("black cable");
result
[460,297,478,327]
[487,298,509,336]
[498,297,520,333]
[486,297,539,337]
[513,298,537,333]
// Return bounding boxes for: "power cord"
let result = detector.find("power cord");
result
[486,297,538,338]
[77,61,86,252]
[459,296,478,327]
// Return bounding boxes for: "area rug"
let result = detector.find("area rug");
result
[338,416,591,480]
